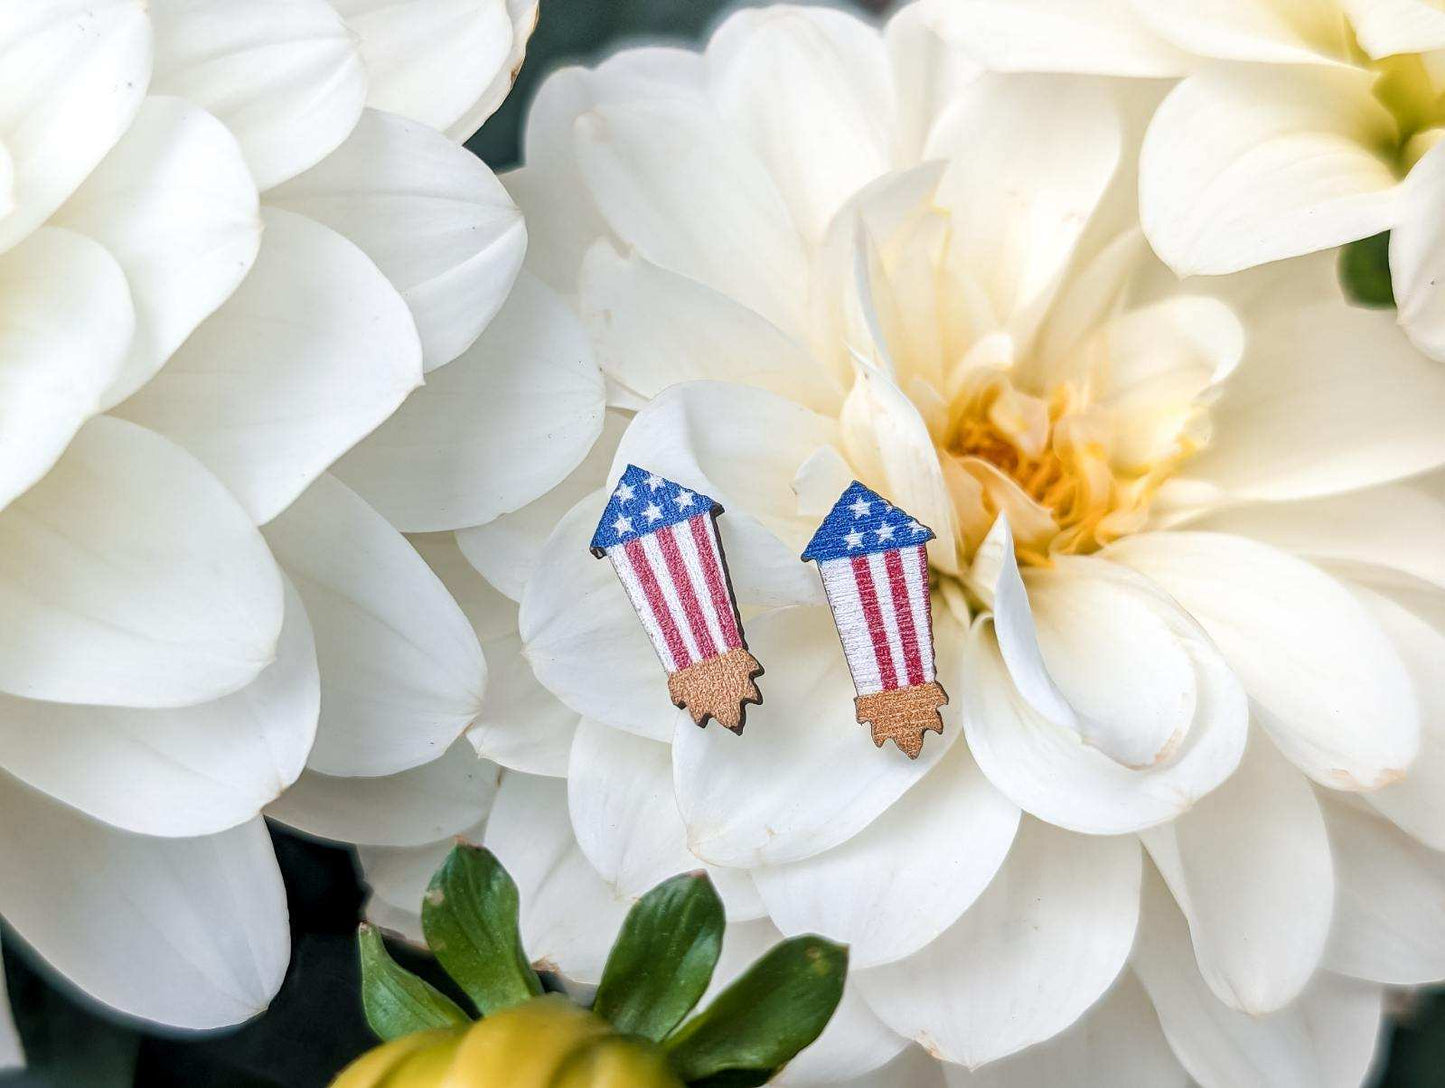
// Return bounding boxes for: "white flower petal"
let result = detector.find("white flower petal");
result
[705,6,894,243]
[1140,733,1333,1014]
[149,0,365,189]
[1321,794,1445,985]
[676,606,961,868]
[0,949,19,1072]
[0,226,133,510]
[328,0,513,137]
[610,382,835,606]
[0,416,282,708]
[457,411,626,602]
[1140,67,1398,277]
[267,741,497,847]
[579,241,843,414]
[1178,282,1445,503]
[451,0,538,142]
[1348,580,1445,850]
[1128,0,1351,64]
[574,96,810,336]
[833,1047,945,1088]
[0,577,316,838]
[1341,0,1445,56]
[410,532,578,777]
[359,817,488,916]
[364,896,425,947]
[928,74,1123,348]
[0,781,287,1030]
[0,0,150,254]
[1134,865,1384,1088]
[942,972,1188,1088]
[858,819,1140,1069]
[54,95,261,408]
[332,273,605,532]
[751,735,1019,968]
[520,492,676,740]
[1392,141,1445,362]
[1107,532,1420,791]
[1190,485,1445,591]
[929,0,1188,77]
[115,206,421,525]
[264,475,485,776]
[267,107,525,371]
[966,537,1247,834]
[484,772,629,983]
[567,720,763,920]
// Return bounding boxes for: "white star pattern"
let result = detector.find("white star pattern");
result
[642,503,663,524]
[676,489,695,509]
[876,523,896,543]
[907,519,925,535]
[850,497,872,518]
[614,481,635,503]
[612,514,633,535]
[645,472,665,492]
[844,530,864,549]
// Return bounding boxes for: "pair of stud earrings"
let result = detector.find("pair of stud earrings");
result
[589,464,949,759]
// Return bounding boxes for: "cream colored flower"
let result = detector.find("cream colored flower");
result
[386,4,1445,1086]
[935,0,1445,361]
[0,0,554,1059]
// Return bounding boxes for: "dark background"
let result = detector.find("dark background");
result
[4,0,1441,1084]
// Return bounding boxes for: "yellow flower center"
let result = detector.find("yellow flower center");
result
[1351,31,1445,170]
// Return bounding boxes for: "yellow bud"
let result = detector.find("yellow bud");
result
[551,1034,685,1088]
[332,1028,467,1088]
[443,994,612,1088]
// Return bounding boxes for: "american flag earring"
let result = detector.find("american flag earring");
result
[802,482,948,759]
[590,464,763,734]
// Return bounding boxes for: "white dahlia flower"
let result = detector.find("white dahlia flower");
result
[364,4,1445,1087]
[0,0,547,1060]
[934,0,1445,361]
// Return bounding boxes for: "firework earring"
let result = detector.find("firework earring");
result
[802,482,948,759]
[590,464,763,733]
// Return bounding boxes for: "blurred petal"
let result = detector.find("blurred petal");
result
[0,227,132,509]
[484,773,629,983]
[1341,0,1445,56]
[1128,0,1350,64]
[359,817,488,917]
[1140,67,1398,276]
[1177,287,1445,503]
[1321,794,1445,985]
[1140,734,1333,1014]
[927,0,1188,76]
[149,0,365,189]
[705,6,894,242]
[0,953,18,1071]
[0,0,150,253]
[267,740,496,847]
[1108,532,1420,790]
[267,107,525,371]
[264,475,485,776]
[567,720,763,920]
[332,273,604,532]
[412,532,578,777]
[457,411,626,602]
[751,735,1019,968]
[574,96,810,335]
[1391,141,1445,362]
[942,973,1188,1088]
[0,579,316,837]
[858,819,1140,1068]
[329,0,512,137]
[54,95,261,408]
[0,416,283,708]
[675,606,960,868]
[579,241,842,414]
[833,1047,945,1088]
[0,781,287,1030]
[115,206,422,525]
[1134,865,1384,1088]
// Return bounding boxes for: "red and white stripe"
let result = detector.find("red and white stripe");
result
[818,544,935,696]
[607,514,743,674]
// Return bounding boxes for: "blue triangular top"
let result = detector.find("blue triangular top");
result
[801,481,934,563]
[590,464,721,555]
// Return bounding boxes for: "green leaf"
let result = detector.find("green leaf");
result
[357,925,469,1041]
[593,872,725,1040]
[663,935,848,1085]
[1339,231,1396,309]
[420,842,543,1014]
